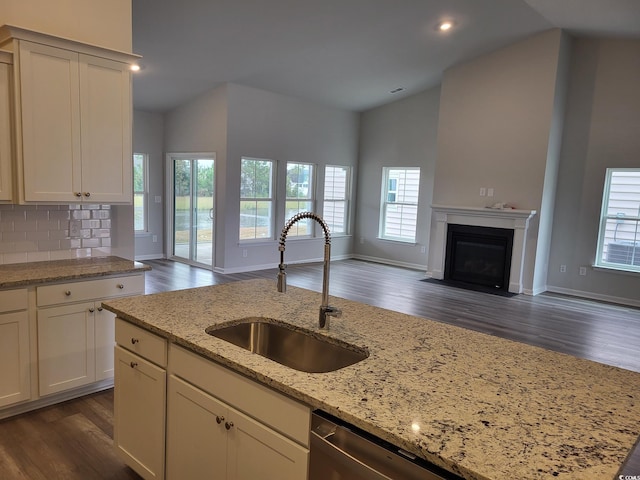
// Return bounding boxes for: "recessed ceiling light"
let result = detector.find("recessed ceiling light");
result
[439,21,453,32]
[390,87,404,94]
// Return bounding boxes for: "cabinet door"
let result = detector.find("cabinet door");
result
[114,346,166,480]
[0,60,12,202]
[0,311,30,408]
[227,407,309,480]
[166,375,228,479]
[95,305,115,381]
[78,54,132,203]
[17,40,81,203]
[37,301,96,396]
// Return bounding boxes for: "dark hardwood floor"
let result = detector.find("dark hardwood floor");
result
[1,258,639,478]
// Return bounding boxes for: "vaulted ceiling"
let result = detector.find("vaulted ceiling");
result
[132,0,640,113]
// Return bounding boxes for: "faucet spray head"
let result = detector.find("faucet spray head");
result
[277,264,287,293]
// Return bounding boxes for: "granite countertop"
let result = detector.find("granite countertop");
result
[102,279,640,480]
[0,256,151,289]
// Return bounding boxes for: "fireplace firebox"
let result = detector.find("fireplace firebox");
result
[444,224,514,292]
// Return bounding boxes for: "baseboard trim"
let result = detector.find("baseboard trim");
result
[216,254,353,274]
[351,254,426,272]
[546,286,640,308]
[0,379,114,420]
[135,253,165,261]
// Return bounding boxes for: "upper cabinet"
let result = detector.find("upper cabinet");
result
[0,51,12,203]
[0,25,139,204]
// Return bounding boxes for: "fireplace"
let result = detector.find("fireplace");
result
[428,205,537,294]
[444,224,514,292]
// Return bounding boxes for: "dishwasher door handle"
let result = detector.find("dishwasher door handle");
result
[310,429,393,480]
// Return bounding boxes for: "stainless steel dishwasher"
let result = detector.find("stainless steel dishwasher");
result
[309,411,462,480]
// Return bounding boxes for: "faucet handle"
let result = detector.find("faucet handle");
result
[326,306,342,318]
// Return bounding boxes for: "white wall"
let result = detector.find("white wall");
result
[356,87,440,269]
[0,0,135,261]
[547,37,640,304]
[133,110,164,260]
[162,82,359,273]
[429,29,566,293]
[0,0,132,52]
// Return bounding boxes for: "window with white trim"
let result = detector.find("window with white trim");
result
[133,153,148,232]
[323,165,350,235]
[595,168,640,272]
[379,167,420,243]
[240,157,275,241]
[285,162,315,237]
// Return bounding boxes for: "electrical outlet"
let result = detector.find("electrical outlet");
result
[152,235,158,243]
[360,237,365,244]
[560,264,566,273]
[487,188,494,197]
[242,249,248,258]
[420,245,426,254]
[479,187,486,197]
[579,266,587,276]
[155,196,162,203]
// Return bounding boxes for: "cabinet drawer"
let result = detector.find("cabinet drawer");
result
[0,289,28,313]
[170,344,310,447]
[116,318,167,368]
[37,274,144,307]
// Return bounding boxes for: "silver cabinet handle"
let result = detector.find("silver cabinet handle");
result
[84,192,91,197]
[131,338,139,345]
[225,421,234,430]
[75,192,82,197]
[130,361,138,368]
[65,290,71,296]
[216,416,224,424]
[117,284,124,289]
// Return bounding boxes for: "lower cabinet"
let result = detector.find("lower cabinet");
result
[36,274,144,396]
[0,289,30,408]
[167,375,309,480]
[114,318,168,480]
[114,345,166,480]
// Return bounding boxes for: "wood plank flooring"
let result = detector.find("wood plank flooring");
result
[1,258,639,478]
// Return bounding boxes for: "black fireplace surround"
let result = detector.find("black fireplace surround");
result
[444,224,514,292]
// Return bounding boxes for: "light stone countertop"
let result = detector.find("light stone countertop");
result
[0,256,151,289]
[102,279,640,480]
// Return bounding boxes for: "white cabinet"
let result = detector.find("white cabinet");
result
[167,375,309,480]
[0,26,137,204]
[114,320,167,480]
[0,51,12,203]
[0,289,30,408]
[167,344,310,480]
[36,274,144,396]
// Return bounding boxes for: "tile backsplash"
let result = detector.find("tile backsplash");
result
[0,204,112,264]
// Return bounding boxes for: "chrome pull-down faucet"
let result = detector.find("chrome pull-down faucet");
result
[277,212,341,329]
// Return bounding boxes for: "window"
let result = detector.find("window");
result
[133,153,148,232]
[379,167,420,243]
[286,162,315,237]
[240,157,275,241]
[595,168,640,272]
[323,165,350,235]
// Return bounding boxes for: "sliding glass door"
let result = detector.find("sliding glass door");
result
[168,154,215,268]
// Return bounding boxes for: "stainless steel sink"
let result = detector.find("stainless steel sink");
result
[205,318,368,373]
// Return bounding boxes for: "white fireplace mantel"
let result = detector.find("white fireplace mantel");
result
[428,204,537,293]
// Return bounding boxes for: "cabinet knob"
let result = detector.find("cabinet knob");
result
[89,307,95,313]
[75,192,82,197]
[225,421,234,430]
[216,416,224,424]
[97,306,103,312]
[64,290,71,296]
[84,192,91,197]
[131,338,139,345]
[117,284,125,289]
[129,361,138,368]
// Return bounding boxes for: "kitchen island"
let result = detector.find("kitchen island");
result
[103,279,640,480]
